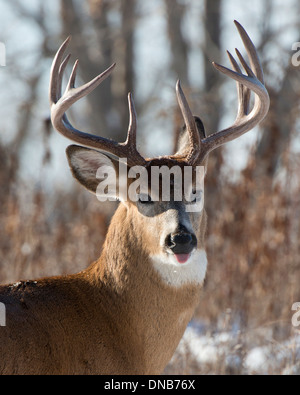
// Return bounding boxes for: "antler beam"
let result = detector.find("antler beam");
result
[50,21,269,168]
[49,36,146,166]
[176,20,270,165]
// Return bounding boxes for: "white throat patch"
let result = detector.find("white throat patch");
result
[151,249,208,288]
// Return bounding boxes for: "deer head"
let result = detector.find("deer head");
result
[49,21,269,284]
[0,21,270,376]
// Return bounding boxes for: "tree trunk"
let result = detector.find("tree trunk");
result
[60,0,122,140]
[203,0,223,216]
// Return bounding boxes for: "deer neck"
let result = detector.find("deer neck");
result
[86,204,205,373]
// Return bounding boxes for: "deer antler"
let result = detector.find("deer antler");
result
[176,20,270,165]
[49,36,146,166]
[50,21,269,168]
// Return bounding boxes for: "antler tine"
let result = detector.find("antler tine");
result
[49,37,146,166]
[197,21,270,161]
[227,50,251,118]
[50,36,72,104]
[176,80,201,163]
[234,20,264,84]
[125,93,137,147]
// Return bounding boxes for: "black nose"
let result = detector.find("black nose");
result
[165,231,197,255]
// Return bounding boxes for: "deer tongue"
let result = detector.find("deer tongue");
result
[174,254,191,264]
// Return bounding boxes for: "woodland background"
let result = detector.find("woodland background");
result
[0,0,300,374]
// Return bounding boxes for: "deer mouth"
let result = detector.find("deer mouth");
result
[174,253,191,264]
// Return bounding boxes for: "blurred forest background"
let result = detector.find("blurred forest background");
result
[0,0,300,374]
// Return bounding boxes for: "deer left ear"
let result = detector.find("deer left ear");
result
[66,145,119,197]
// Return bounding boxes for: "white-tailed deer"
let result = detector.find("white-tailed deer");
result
[0,21,269,375]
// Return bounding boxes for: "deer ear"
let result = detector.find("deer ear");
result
[175,116,206,155]
[66,145,119,196]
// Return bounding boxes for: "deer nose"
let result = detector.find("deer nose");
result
[165,231,197,255]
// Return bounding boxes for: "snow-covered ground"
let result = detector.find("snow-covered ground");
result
[166,321,300,375]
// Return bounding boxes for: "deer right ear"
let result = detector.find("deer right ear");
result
[66,145,119,198]
[175,116,206,156]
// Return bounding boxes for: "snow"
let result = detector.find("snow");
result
[244,347,269,372]
[169,321,300,375]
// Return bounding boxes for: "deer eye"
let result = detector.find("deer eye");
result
[137,194,153,204]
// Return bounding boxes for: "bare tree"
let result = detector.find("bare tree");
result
[203,0,222,134]
[59,0,137,142]
[254,65,300,179]
[0,1,50,197]
[249,0,300,181]
[202,0,223,212]
[165,0,189,85]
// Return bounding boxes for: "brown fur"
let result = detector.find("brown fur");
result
[0,20,267,373]
[0,201,205,375]
[0,141,207,374]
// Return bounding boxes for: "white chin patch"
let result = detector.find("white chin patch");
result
[150,249,208,288]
